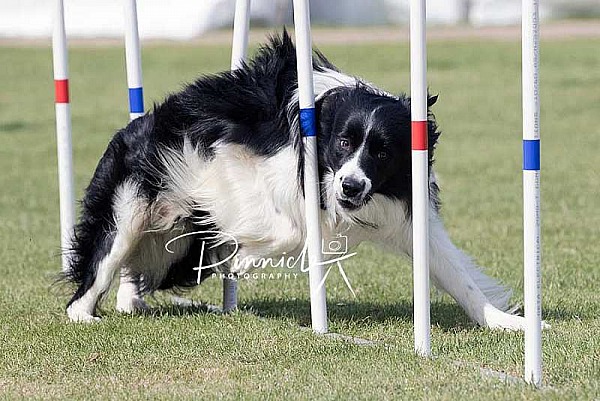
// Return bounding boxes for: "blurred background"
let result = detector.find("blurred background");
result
[2,0,600,40]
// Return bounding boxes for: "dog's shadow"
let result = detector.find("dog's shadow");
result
[245,299,589,331]
[141,297,587,332]
[141,297,481,332]
[244,298,477,332]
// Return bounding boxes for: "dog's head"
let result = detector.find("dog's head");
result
[317,86,439,214]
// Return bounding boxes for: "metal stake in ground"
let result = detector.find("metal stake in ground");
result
[410,0,431,357]
[52,0,75,273]
[522,0,543,387]
[292,0,328,334]
[222,0,251,313]
[123,0,144,121]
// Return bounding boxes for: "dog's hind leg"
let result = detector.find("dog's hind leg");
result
[427,211,526,330]
[67,181,147,322]
[116,270,148,314]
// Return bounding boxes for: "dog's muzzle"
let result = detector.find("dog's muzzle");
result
[341,177,365,198]
[337,176,369,210]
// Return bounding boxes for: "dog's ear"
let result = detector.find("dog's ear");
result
[428,118,440,149]
[315,87,349,138]
[427,94,438,107]
[400,92,438,111]
[427,107,441,155]
[426,93,440,149]
[399,92,440,150]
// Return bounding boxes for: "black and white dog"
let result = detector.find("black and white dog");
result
[64,32,524,330]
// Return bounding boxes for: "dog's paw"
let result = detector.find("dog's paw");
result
[486,312,526,331]
[67,305,101,323]
[484,308,550,331]
[171,296,223,313]
[116,296,149,314]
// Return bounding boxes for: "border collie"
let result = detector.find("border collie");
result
[64,32,525,330]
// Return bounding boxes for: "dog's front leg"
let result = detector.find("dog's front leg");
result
[425,211,526,330]
[374,200,527,330]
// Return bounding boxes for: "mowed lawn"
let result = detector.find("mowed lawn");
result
[0,35,599,400]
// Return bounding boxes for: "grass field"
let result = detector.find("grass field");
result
[0,35,599,400]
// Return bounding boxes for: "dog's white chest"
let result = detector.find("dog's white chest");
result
[203,144,308,262]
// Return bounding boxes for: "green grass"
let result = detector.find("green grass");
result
[1,37,599,400]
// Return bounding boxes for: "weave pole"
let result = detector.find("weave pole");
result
[222,0,251,313]
[292,0,328,333]
[230,0,251,70]
[522,0,542,386]
[409,0,431,357]
[52,0,75,273]
[123,0,144,121]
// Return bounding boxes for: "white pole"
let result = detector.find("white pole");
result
[124,0,144,121]
[522,0,542,387]
[409,0,431,357]
[231,0,251,70]
[222,0,251,313]
[292,0,328,334]
[52,0,75,273]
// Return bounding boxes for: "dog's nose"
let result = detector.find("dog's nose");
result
[341,177,366,198]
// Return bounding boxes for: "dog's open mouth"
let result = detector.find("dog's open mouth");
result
[337,198,362,211]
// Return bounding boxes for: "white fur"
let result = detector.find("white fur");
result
[156,139,307,274]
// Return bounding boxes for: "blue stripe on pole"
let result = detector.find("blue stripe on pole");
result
[523,139,540,170]
[299,108,316,137]
[128,87,144,113]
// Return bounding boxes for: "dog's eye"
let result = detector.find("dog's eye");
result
[339,139,350,150]
[377,151,388,160]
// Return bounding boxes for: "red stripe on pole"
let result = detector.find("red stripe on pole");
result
[411,120,428,150]
[55,79,69,103]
